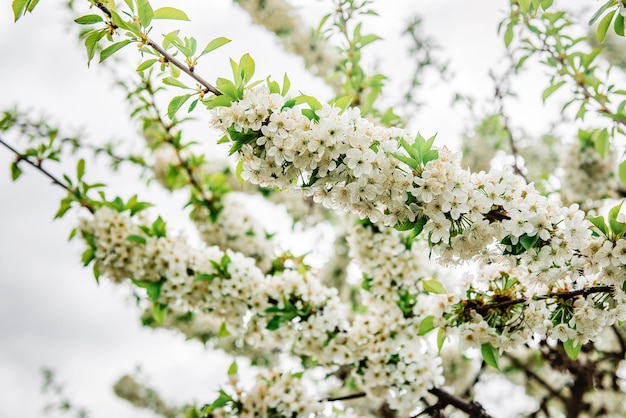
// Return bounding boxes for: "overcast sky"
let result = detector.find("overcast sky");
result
[0,1,544,417]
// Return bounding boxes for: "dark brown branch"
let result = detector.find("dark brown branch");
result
[319,392,366,402]
[545,286,614,300]
[0,136,94,214]
[422,388,492,418]
[321,388,493,418]
[473,285,615,316]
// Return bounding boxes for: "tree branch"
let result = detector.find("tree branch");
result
[93,1,221,96]
[0,136,94,214]
[473,285,615,316]
[322,388,493,418]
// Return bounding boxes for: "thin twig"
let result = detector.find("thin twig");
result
[93,1,221,96]
[490,68,528,182]
[0,136,94,214]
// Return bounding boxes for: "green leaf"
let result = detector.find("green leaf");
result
[282,73,291,96]
[12,0,38,21]
[589,0,615,26]
[74,14,104,25]
[520,233,540,250]
[55,199,72,219]
[227,361,237,376]
[195,273,215,282]
[200,37,231,56]
[417,315,435,336]
[235,159,244,186]
[110,10,130,31]
[76,158,85,181]
[609,219,626,236]
[266,315,282,330]
[126,234,147,244]
[437,328,446,352]
[609,201,623,222]
[153,7,190,21]
[81,248,95,266]
[100,40,132,63]
[294,93,322,111]
[204,94,234,109]
[615,12,625,36]
[163,77,190,89]
[219,321,231,338]
[594,129,609,158]
[563,339,582,360]
[239,53,255,84]
[10,162,22,181]
[84,29,104,66]
[597,10,615,43]
[152,216,166,238]
[152,303,167,324]
[541,80,566,102]
[137,59,158,71]
[423,279,447,295]
[331,95,353,111]
[137,0,154,27]
[167,94,192,119]
[504,23,514,47]
[481,343,500,370]
[588,215,609,237]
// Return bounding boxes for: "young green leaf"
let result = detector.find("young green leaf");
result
[563,339,582,360]
[597,10,615,43]
[83,29,105,66]
[589,0,616,26]
[163,77,190,89]
[167,94,192,119]
[100,40,132,63]
[74,14,104,25]
[137,0,154,27]
[219,321,231,338]
[227,361,237,376]
[481,343,500,370]
[282,73,291,96]
[137,59,158,72]
[153,7,190,21]
[423,279,447,294]
[12,0,39,21]
[200,37,231,57]
[417,315,435,336]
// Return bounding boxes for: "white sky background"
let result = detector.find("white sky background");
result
[0,1,563,417]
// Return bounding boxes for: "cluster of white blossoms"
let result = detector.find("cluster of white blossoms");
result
[113,374,183,418]
[151,145,277,272]
[559,140,617,212]
[210,85,596,271]
[211,369,323,418]
[234,0,341,83]
[209,84,626,348]
[78,206,450,413]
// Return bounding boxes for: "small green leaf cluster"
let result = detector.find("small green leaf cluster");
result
[590,1,626,42]
[588,201,626,240]
[264,295,313,331]
[393,133,438,176]
[195,253,231,283]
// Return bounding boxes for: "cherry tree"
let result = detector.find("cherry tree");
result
[4,0,626,417]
